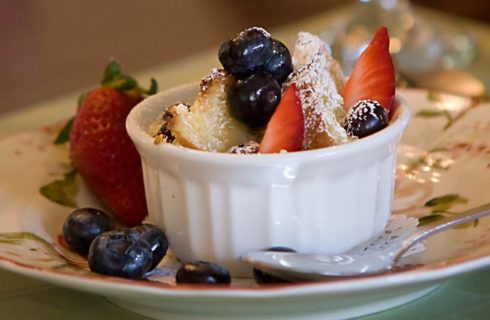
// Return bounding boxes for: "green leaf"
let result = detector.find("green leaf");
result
[100,60,158,95]
[428,147,449,153]
[453,219,479,230]
[53,117,74,145]
[427,91,442,102]
[431,159,451,171]
[112,75,137,91]
[145,78,158,95]
[416,110,446,118]
[424,194,464,207]
[424,194,468,213]
[430,208,451,214]
[418,214,444,226]
[39,170,79,208]
[102,60,121,84]
[78,92,88,108]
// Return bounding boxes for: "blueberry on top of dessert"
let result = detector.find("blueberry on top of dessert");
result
[153,26,395,154]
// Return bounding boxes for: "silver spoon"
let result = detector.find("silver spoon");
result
[242,203,490,281]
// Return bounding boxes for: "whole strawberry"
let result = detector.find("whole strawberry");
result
[69,61,157,226]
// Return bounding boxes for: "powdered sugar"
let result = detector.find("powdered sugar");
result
[346,100,383,121]
[344,99,388,138]
[200,68,226,92]
[284,32,349,149]
[238,26,270,39]
[151,30,389,153]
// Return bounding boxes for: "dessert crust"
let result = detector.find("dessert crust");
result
[165,69,258,152]
[284,32,349,150]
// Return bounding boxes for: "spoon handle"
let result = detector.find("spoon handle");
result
[393,203,490,264]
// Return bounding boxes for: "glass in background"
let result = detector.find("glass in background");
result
[323,0,476,76]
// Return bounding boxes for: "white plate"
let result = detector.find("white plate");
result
[0,89,489,320]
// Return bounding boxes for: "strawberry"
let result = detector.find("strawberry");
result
[259,84,304,153]
[342,27,395,113]
[69,61,157,226]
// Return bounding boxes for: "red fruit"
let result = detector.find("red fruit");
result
[69,61,157,226]
[342,27,395,113]
[259,84,304,153]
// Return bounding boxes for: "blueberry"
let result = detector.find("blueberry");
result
[62,207,116,255]
[128,224,168,270]
[218,27,273,77]
[344,100,389,138]
[253,247,296,285]
[88,230,153,279]
[176,261,231,285]
[228,72,281,128]
[264,39,293,84]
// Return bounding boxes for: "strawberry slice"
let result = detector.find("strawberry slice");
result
[342,27,395,113]
[259,84,304,153]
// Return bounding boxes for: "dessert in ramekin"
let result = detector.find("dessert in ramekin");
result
[126,26,410,276]
[127,85,409,276]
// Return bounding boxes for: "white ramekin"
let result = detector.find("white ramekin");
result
[126,83,410,277]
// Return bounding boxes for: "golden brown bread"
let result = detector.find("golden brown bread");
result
[165,69,258,152]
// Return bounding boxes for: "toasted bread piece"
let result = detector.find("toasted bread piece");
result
[284,32,349,150]
[166,69,257,152]
[152,109,179,145]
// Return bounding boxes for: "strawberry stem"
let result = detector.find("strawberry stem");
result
[101,59,158,96]
[146,78,158,95]
[102,60,122,84]
[53,59,158,145]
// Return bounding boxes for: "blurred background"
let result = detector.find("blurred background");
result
[0,0,488,116]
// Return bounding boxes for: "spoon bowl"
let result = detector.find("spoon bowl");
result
[242,203,490,281]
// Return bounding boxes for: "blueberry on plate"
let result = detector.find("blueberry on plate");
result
[264,39,293,84]
[228,72,281,128]
[88,229,153,279]
[344,99,389,138]
[62,207,117,255]
[253,247,296,285]
[218,27,273,77]
[128,224,169,270]
[176,261,231,285]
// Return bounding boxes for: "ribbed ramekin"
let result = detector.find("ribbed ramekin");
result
[126,83,410,276]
